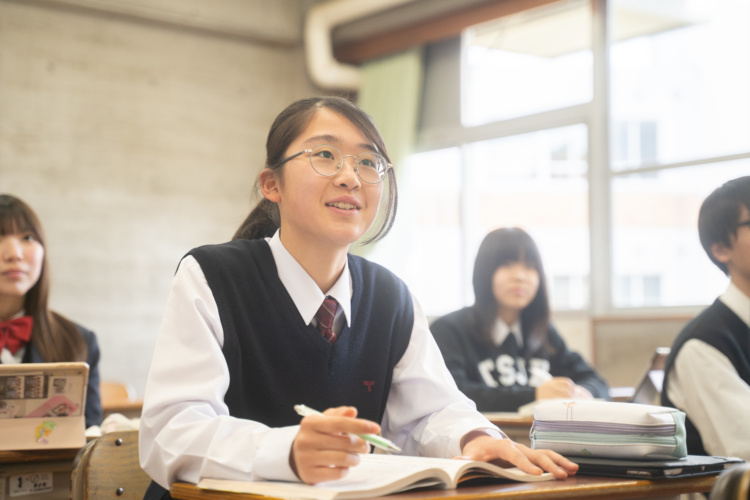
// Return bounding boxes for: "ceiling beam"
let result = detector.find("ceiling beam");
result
[332,0,559,64]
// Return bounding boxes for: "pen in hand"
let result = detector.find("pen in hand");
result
[294,404,402,453]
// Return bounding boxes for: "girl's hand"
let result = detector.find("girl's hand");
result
[460,434,578,480]
[290,406,379,484]
[536,377,593,400]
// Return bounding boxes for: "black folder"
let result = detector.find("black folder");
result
[574,455,744,479]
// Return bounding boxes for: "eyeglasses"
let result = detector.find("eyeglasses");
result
[277,144,392,184]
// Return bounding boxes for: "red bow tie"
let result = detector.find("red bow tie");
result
[0,316,33,355]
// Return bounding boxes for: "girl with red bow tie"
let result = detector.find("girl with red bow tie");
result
[0,194,102,427]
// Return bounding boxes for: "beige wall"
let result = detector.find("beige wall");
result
[0,0,315,394]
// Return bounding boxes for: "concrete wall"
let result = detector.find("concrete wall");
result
[0,0,315,395]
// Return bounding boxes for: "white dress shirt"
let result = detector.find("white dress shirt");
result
[667,281,750,460]
[139,231,499,489]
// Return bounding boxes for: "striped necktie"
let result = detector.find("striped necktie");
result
[315,296,338,344]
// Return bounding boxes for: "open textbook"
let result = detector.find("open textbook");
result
[197,453,554,500]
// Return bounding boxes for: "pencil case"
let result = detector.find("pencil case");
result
[530,400,687,460]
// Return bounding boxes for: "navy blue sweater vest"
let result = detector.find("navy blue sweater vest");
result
[188,239,414,428]
[662,299,750,455]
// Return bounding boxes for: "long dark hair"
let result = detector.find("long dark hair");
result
[232,96,398,245]
[470,227,551,354]
[0,194,87,362]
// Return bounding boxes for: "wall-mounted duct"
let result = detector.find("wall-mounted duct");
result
[304,0,416,91]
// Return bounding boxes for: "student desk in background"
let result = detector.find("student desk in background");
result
[0,448,80,499]
[101,398,144,420]
[484,412,534,447]
[101,381,144,419]
[170,474,717,500]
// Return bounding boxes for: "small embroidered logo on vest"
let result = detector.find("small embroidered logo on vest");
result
[363,381,375,392]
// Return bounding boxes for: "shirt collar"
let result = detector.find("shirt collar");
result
[7,310,25,320]
[720,281,750,328]
[267,231,352,327]
[490,318,523,348]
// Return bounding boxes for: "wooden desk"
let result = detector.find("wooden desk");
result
[0,448,80,464]
[102,398,143,419]
[484,413,534,447]
[0,448,81,499]
[170,474,717,500]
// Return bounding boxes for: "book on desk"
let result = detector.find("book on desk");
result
[0,362,88,451]
[196,453,554,500]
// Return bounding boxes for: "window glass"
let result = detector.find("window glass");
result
[611,0,750,170]
[611,159,750,307]
[368,148,464,316]
[464,124,590,311]
[462,0,592,125]
[372,125,589,316]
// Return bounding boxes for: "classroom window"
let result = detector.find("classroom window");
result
[462,125,590,312]
[371,0,750,316]
[611,159,750,307]
[610,0,750,171]
[372,148,466,315]
[462,0,593,125]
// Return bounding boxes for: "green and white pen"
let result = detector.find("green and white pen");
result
[293,404,402,453]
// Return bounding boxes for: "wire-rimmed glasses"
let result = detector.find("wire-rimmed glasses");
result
[277,144,392,184]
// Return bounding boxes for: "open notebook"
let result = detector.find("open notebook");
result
[0,362,89,450]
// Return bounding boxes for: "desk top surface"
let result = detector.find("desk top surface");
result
[483,413,534,426]
[0,447,80,464]
[170,474,717,500]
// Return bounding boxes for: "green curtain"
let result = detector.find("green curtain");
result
[355,47,424,254]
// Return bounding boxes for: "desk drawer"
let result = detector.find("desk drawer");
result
[0,459,72,500]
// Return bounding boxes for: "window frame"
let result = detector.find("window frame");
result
[411,0,750,316]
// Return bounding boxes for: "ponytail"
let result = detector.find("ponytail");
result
[232,198,279,240]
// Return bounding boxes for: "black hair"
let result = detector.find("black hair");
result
[470,227,551,353]
[698,176,750,275]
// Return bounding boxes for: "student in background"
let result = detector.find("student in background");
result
[662,176,750,461]
[431,227,609,412]
[0,194,102,427]
[139,97,577,499]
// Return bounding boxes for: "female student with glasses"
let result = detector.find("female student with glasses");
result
[0,194,102,427]
[139,97,577,499]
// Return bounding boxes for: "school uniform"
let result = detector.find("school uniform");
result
[431,307,610,412]
[1,314,102,428]
[662,282,750,461]
[139,231,501,496]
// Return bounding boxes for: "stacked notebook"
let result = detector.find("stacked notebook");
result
[530,400,743,479]
[530,400,687,460]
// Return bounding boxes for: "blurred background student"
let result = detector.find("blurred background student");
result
[431,227,609,412]
[662,176,750,461]
[0,194,102,427]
